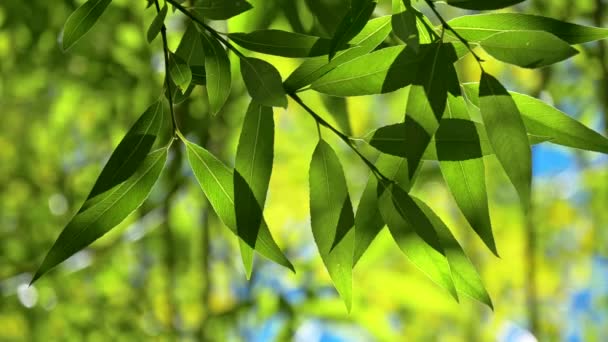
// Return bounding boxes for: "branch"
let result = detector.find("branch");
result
[154,0,179,136]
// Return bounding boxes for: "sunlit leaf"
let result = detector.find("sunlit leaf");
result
[463,83,608,154]
[147,3,167,43]
[480,31,578,69]
[32,101,167,283]
[234,102,275,277]
[377,183,457,299]
[200,31,231,115]
[240,57,287,108]
[439,94,497,256]
[62,0,112,50]
[448,13,608,44]
[284,16,392,92]
[191,0,253,20]
[169,53,193,92]
[329,0,377,59]
[309,140,354,310]
[228,30,333,57]
[479,73,531,211]
[185,140,294,272]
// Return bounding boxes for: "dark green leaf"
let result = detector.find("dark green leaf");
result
[414,199,493,308]
[191,0,253,20]
[480,31,578,69]
[434,0,525,10]
[228,30,333,58]
[200,31,231,115]
[329,0,377,59]
[234,102,275,277]
[185,140,294,272]
[392,6,419,50]
[62,0,112,50]
[147,3,167,43]
[32,101,167,283]
[479,73,531,211]
[377,183,457,299]
[176,22,206,72]
[448,13,608,44]
[169,53,193,92]
[240,57,287,108]
[439,94,497,256]
[284,16,392,92]
[309,140,354,310]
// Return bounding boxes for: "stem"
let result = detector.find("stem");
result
[289,93,390,182]
[424,0,484,70]
[154,0,179,137]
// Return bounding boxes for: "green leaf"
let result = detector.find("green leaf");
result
[185,140,293,272]
[62,0,112,50]
[191,0,253,20]
[309,140,355,310]
[377,183,457,299]
[284,16,392,92]
[234,102,275,278]
[228,30,333,58]
[311,45,428,96]
[353,154,408,266]
[448,13,608,44]
[480,31,578,69]
[434,0,525,10]
[401,43,458,180]
[32,101,167,283]
[439,94,497,256]
[479,73,531,211]
[392,6,419,50]
[414,199,493,308]
[240,57,287,108]
[200,31,231,115]
[329,0,377,60]
[463,83,608,154]
[169,53,193,92]
[176,22,206,79]
[147,3,167,43]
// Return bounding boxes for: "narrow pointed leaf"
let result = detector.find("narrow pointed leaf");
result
[479,73,531,211]
[415,199,493,308]
[284,16,392,92]
[448,13,608,44]
[191,0,253,20]
[377,183,457,299]
[185,141,294,272]
[439,94,497,256]
[309,140,354,310]
[176,22,206,83]
[228,30,333,58]
[311,45,429,96]
[169,53,193,92]
[234,102,275,277]
[463,83,608,154]
[433,0,525,10]
[480,31,578,69]
[62,0,112,50]
[147,3,167,43]
[240,57,287,108]
[200,32,231,115]
[353,154,408,266]
[392,7,419,50]
[329,0,377,59]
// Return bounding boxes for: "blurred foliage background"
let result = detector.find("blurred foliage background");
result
[1,0,608,340]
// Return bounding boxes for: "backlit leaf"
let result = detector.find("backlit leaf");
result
[329,0,377,59]
[147,3,167,43]
[32,101,167,283]
[309,140,354,310]
[240,57,287,108]
[169,53,193,92]
[185,140,294,272]
[62,0,112,50]
[200,31,231,115]
[433,0,525,10]
[191,0,253,20]
[229,30,333,58]
[479,73,531,211]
